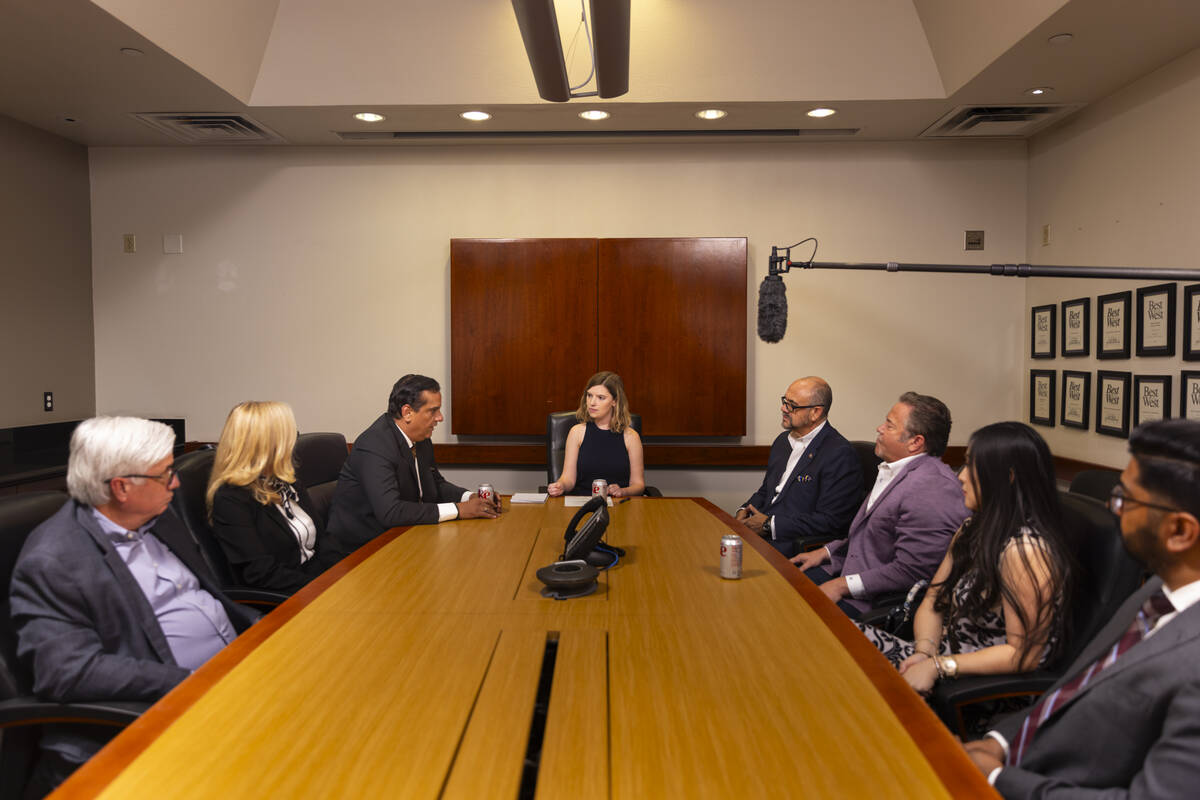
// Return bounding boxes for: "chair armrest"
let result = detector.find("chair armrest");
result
[929,671,1058,736]
[643,486,663,497]
[0,697,148,729]
[224,586,289,609]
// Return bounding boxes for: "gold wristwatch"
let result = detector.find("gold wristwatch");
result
[939,655,958,679]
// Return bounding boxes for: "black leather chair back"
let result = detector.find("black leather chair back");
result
[293,432,348,527]
[545,412,643,484]
[0,491,68,700]
[1068,468,1121,504]
[169,448,235,587]
[849,440,882,494]
[1059,491,1145,664]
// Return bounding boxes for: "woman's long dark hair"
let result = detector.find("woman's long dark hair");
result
[932,421,1075,667]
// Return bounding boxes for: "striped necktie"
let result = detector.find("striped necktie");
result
[1011,589,1174,765]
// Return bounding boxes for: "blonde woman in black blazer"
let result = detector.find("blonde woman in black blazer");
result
[207,401,337,595]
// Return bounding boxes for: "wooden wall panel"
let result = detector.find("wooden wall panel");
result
[598,238,747,435]
[451,239,598,434]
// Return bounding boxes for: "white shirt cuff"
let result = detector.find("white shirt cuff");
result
[985,730,1010,761]
[845,573,866,599]
[988,767,1002,786]
[437,501,459,522]
[768,515,775,539]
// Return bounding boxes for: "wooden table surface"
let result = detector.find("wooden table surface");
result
[56,498,995,799]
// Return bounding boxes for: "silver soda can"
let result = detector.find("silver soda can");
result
[591,479,608,498]
[477,483,495,505]
[720,534,743,579]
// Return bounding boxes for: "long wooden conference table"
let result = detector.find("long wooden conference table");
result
[56,497,995,798]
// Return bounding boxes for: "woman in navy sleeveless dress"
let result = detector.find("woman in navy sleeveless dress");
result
[547,371,646,498]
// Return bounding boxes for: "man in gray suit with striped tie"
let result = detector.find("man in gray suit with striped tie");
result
[964,418,1200,798]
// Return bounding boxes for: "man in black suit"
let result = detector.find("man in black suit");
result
[10,417,258,796]
[734,377,863,559]
[964,418,1200,797]
[325,374,500,556]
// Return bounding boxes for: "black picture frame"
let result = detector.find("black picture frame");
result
[1060,297,1090,357]
[1133,374,1172,428]
[1029,369,1056,427]
[1135,283,1177,357]
[1060,370,1091,430]
[1180,371,1200,420]
[1031,304,1056,359]
[1097,291,1132,360]
[1096,370,1132,438]
[1183,285,1200,361]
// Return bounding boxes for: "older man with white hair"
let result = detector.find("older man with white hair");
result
[10,417,258,796]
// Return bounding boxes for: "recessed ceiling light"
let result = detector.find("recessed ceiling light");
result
[1025,87,1054,96]
[461,111,491,122]
[696,109,727,120]
[119,47,144,57]
[354,112,385,123]
[579,110,610,121]
[1048,33,1074,45]
[806,107,836,118]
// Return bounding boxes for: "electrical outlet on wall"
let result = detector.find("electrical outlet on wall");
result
[123,234,136,253]
[44,391,53,412]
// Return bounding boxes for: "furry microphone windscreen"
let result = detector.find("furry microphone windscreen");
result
[756,274,787,343]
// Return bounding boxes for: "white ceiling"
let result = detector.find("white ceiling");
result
[2,0,1200,147]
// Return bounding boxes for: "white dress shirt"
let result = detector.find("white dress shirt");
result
[768,420,827,538]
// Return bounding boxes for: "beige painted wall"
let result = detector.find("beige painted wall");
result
[88,140,1028,495]
[0,114,95,427]
[1025,47,1200,468]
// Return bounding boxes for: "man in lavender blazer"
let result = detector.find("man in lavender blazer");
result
[792,392,969,617]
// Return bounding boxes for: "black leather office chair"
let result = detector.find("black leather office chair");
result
[169,448,288,609]
[293,432,348,526]
[1068,468,1121,504]
[926,491,1144,737]
[0,491,147,798]
[543,412,661,496]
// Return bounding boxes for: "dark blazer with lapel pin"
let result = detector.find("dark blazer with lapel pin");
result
[211,482,337,595]
[993,576,1200,799]
[325,413,468,557]
[741,423,863,558]
[826,453,968,614]
[9,500,258,760]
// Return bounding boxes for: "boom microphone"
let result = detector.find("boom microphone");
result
[757,274,787,343]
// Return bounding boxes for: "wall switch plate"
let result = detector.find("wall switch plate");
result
[163,234,183,254]
[965,230,984,251]
[1042,224,1051,246]
[43,391,53,412]
[123,234,136,253]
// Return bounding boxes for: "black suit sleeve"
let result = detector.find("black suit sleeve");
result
[211,486,325,595]
[357,443,441,527]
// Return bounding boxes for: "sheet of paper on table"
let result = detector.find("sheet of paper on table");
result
[563,495,613,507]
[510,493,548,504]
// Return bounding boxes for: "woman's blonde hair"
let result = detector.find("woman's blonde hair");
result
[206,401,299,512]
[574,371,632,433]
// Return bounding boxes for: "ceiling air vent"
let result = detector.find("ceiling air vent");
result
[132,113,286,144]
[920,104,1082,139]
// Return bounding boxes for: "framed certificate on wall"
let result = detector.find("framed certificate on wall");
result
[1060,297,1090,357]
[1183,285,1200,361]
[1133,374,1172,428]
[1097,291,1131,360]
[1181,371,1200,420]
[1030,369,1055,427]
[1135,283,1176,357]
[1096,370,1132,438]
[1061,370,1090,429]
[1031,304,1056,359]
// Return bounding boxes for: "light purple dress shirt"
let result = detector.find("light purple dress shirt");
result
[92,509,235,670]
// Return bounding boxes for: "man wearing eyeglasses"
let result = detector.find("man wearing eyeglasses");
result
[10,417,258,795]
[964,418,1200,797]
[734,377,862,559]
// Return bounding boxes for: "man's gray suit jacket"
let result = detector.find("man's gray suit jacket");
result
[993,576,1200,799]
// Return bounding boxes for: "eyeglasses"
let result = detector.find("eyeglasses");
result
[781,396,822,414]
[115,465,178,486]
[1108,483,1179,516]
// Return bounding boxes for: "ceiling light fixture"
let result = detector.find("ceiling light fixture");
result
[354,112,385,123]
[1024,87,1054,96]
[579,110,610,121]
[119,47,144,57]
[807,108,837,118]
[461,111,491,122]
[696,109,727,120]
[511,0,630,102]
[1048,33,1074,45]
